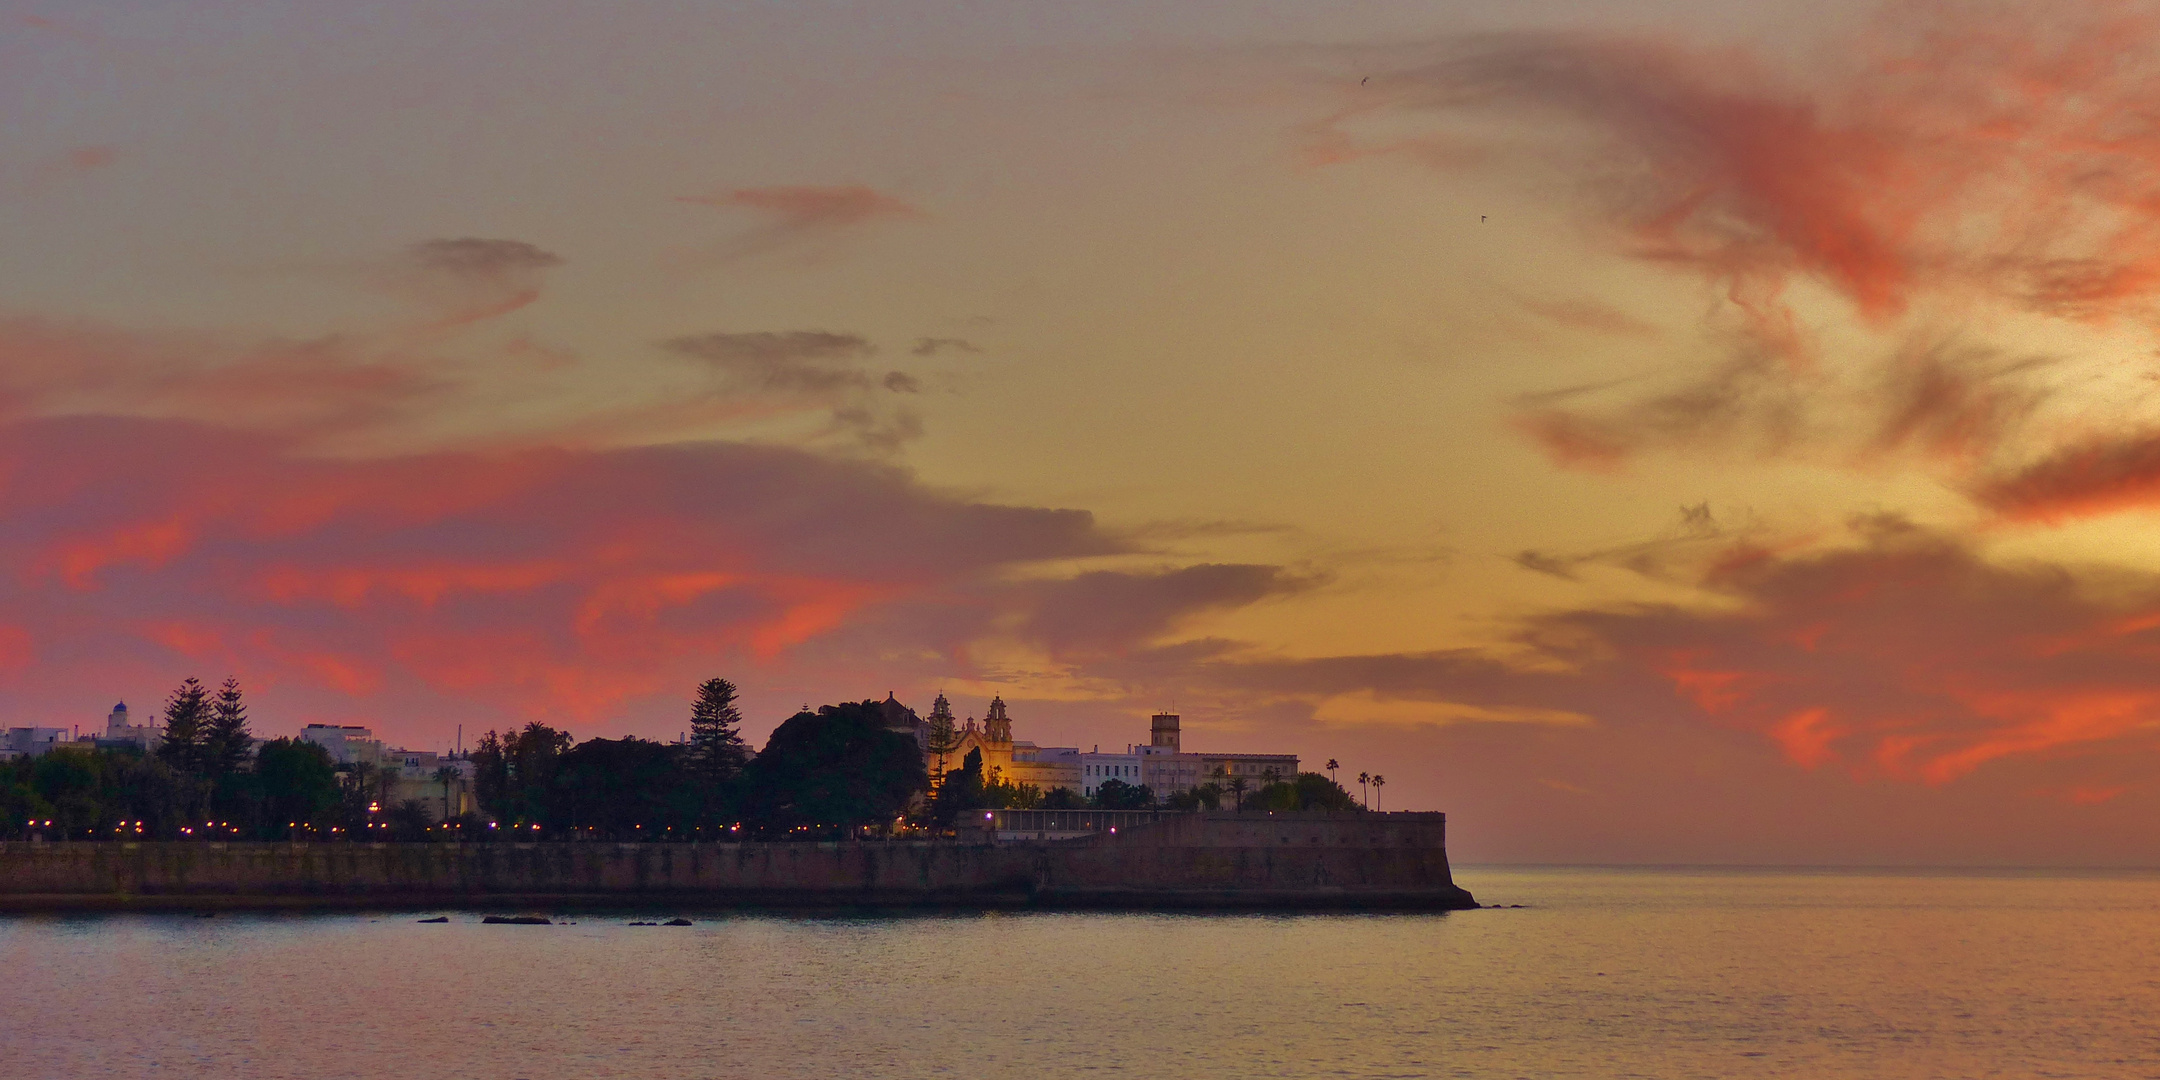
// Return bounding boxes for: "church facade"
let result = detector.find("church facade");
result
[877,692,1296,799]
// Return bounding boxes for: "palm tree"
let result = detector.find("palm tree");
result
[1357,771,1370,808]
[1227,772,1250,811]
[434,765,461,822]
[1372,774,1386,811]
[1325,759,1339,785]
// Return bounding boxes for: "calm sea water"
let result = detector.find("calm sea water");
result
[5,867,2159,1079]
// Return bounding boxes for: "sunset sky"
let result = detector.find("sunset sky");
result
[13,0,2160,862]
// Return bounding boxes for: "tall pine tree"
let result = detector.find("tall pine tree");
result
[202,677,253,777]
[157,677,211,773]
[924,693,962,789]
[688,677,750,780]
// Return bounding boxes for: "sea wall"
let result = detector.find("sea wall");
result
[0,811,1475,911]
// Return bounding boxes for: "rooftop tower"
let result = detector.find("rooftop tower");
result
[1151,711,1180,752]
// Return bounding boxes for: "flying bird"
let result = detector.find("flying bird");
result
[1360,76,1369,85]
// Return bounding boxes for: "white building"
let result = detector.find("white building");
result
[300,724,384,766]
[1078,748,1143,798]
[4,727,71,758]
[97,701,160,751]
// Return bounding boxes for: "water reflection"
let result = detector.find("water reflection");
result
[6,868,2159,1078]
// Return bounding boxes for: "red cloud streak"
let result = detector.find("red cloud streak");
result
[1974,430,2160,522]
[1342,4,2160,487]
[1364,4,2160,327]
[678,185,924,228]
[0,416,1112,735]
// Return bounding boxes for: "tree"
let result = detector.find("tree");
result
[1227,773,1250,811]
[157,678,211,773]
[1040,786,1086,809]
[550,736,694,838]
[1372,774,1386,810]
[385,799,434,840]
[924,698,962,789]
[1357,771,1371,807]
[470,722,572,824]
[257,738,339,837]
[202,677,253,778]
[930,747,987,826]
[688,677,751,780]
[31,750,101,835]
[1168,781,1223,811]
[738,701,926,834]
[0,767,55,838]
[434,764,462,821]
[988,779,1042,809]
[1325,759,1340,785]
[1296,772,1360,811]
[1249,772,1361,812]
[1091,778,1154,810]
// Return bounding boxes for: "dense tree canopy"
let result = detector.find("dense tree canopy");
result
[1248,773,1362,812]
[469,722,574,825]
[256,738,340,832]
[551,737,699,837]
[737,701,925,832]
[1092,778,1154,810]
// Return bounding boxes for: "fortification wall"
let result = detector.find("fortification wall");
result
[0,812,1475,911]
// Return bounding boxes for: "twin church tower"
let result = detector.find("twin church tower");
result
[877,691,1296,800]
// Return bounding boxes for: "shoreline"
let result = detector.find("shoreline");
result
[0,812,1477,912]
[0,889,1478,914]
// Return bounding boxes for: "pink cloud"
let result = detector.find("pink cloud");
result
[1513,295,1662,338]
[680,185,925,228]
[0,415,1120,739]
[1326,6,2160,488]
[675,184,926,262]
[0,317,445,438]
[28,146,118,194]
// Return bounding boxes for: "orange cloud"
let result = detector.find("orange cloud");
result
[1178,515,2160,788]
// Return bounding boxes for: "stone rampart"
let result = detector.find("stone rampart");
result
[0,811,1475,911]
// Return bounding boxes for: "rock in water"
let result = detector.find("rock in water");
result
[663,918,693,926]
[417,916,449,923]
[481,915,552,925]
